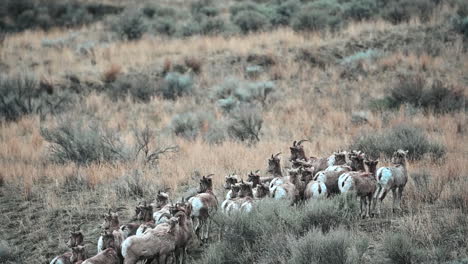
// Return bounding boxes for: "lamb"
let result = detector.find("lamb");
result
[232,180,255,213]
[50,245,86,264]
[224,174,240,200]
[121,217,179,264]
[374,150,409,215]
[82,248,119,264]
[338,157,379,218]
[152,191,172,225]
[188,174,218,243]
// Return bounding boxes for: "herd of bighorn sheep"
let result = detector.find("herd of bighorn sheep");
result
[51,140,409,264]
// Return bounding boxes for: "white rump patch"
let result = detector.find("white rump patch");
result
[225,190,233,200]
[308,181,327,199]
[97,235,103,253]
[241,201,253,213]
[121,236,133,258]
[189,197,204,217]
[338,173,354,193]
[273,186,288,200]
[327,155,336,167]
[377,167,392,187]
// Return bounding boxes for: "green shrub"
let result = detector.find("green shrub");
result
[159,72,194,100]
[411,170,443,203]
[292,0,343,32]
[233,10,269,33]
[114,170,154,198]
[41,118,126,165]
[150,17,176,36]
[289,227,352,264]
[381,0,436,24]
[114,10,147,40]
[270,0,300,26]
[105,74,158,102]
[383,232,415,264]
[371,75,466,114]
[350,124,446,160]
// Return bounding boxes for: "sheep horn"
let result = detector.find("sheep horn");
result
[255,169,260,174]
[274,152,281,158]
[293,140,297,147]
[297,139,308,145]
[206,174,214,178]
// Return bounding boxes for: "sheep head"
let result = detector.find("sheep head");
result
[349,151,366,171]
[290,140,308,161]
[238,180,253,198]
[101,210,119,230]
[364,158,379,174]
[300,167,315,182]
[198,174,214,193]
[224,174,239,190]
[255,183,270,198]
[231,184,241,199]
[267,152,282,175]
[392,149,408,165]
[247,170,261,186]
[156,191,170,207]
[333,150,347,165]
[100,230,115,251]
[66,226,84,248]
[135,201,153,222]
[70,245,86,263]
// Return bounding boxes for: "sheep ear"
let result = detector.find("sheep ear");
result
[404,150,409,155]
[255,170,260,174]
[293,140,297,147]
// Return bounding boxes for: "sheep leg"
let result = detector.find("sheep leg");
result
[391,188,397,213]
[367,194,373,218]
[377,189,388,216]
[158,254,167,264]
[397,186,404,211]
[205,218,212,242]
[360,196,365,218]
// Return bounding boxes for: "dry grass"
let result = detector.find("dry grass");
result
[0,5,467,263]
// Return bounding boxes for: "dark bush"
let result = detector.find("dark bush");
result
[150,17,176,36]
[41,118,126,165]
[105,74,158,102]
[343,0,379,21]
[292,0,343,32]
[159,72,194,100]
[350,124,446,160]
[452,15,468,39]
[371,75,466,114]
[233,10,270,33]
[381,0,436,24]
[0,74,75,122]
[270,1,300,26]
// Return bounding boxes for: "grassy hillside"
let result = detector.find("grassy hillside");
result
[0,0,467,263]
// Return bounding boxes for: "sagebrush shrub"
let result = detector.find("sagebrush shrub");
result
[383,232,415,264]
[227,106,263,143]
[288,227,352,264]
[160,72,193,100]
[41,118,126,164]
[343,0,378,21]
[106,74,158,102]
[292,0,343,32]
[113,10,146,40]
[350,124,446,160]
[232,10,269,33]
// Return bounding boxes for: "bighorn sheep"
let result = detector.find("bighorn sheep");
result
[82,248,119,264]
[170,200,193,264]
[338,157,378,218]
[97,210,120,254]
[188,174,218,243]
[374,150,409,215]
[313,170,346,196]
[221,183,240,214]
[152,191,172,225]
[99,230,124,261]
[268,153,289,189]
[304,180,327,200]
[50,245,86,264]
[289,140,309,165]
[121,217,179,264]
[135,201,154,223]
[224,174,240,200]
[271,169,302,201]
